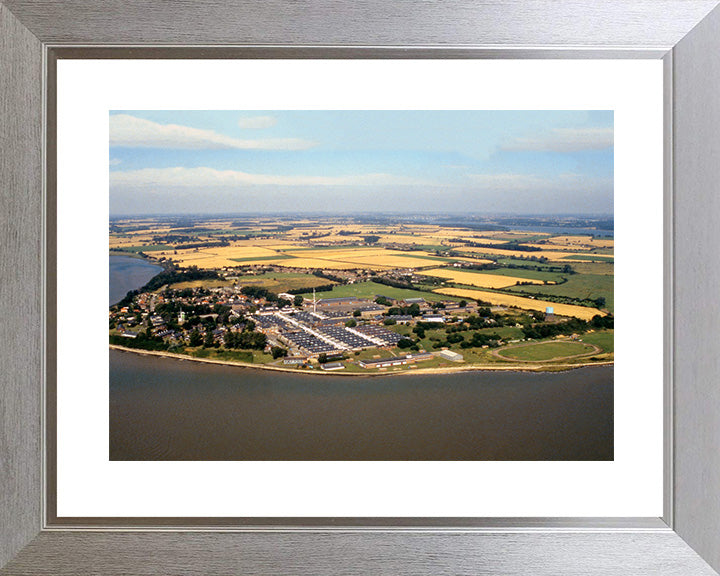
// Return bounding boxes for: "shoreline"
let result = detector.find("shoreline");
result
[109,344,614,377]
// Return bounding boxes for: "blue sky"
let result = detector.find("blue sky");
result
[109,110,613,216]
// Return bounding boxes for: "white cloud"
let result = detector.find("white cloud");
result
[109,114,314,150]
[237,115,277,129]
[110,166,428,190]
[109,158,122,166]
[467,172,611,193]
[503,127,613,152]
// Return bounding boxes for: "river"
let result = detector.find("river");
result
[109,254,164,306]
[109,256,613,461]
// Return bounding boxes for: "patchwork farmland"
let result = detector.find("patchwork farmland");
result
[110,215,613,370]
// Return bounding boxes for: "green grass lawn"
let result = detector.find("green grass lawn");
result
[187,348,273,364]
[341,355,454,373]
[476,326,525,339]
[504,273,614,312]
[579,330,614,353]
[497,340,597,361]
[299,281,460,302]
[384,323,525,356]
[387,324,413,336]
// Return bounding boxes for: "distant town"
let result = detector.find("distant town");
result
[109,215,614,373]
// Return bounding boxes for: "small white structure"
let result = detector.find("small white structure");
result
[437,350,463,362]
[320,362,345,371]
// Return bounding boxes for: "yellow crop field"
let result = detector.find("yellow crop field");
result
[109,236,155,247]
[376,234,449,245]
[422,268,546,289]
[434,288,604,320]
[402,225,442,232]
[169,254,238,268]
[547,235,615,249]
[264,243,305,250]
[340,255,443,268]
[458,237,508,245]
[233,239,303,248]
[154,245,283,265]
[143,242,497,270]
[285,247,392,259]
[247,257,391,270]
[215,246,281,258]
[468,230,549,239]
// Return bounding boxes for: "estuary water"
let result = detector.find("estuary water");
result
[110,350,613,460]
[109,255,613,461]
[109,254,163,306]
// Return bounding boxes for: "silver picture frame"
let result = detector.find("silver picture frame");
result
[2,1,720,574]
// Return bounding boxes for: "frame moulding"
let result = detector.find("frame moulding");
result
[2,2,720,574]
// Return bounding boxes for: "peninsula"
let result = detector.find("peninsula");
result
[109,215,614,374]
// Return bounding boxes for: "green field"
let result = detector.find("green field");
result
[233,272,335,292]
[475,326,525,339]
[299,281,460,302]
[187,348,272,363]
[569,261,614,276]
[495,258,562,270]
[497,340,597,361]
[504,273,614,312]
[168,272,334,293]
[562,254,614,262]
[580,330,614,353]
[460,266,566,283]
[410,245,449,253]
[383,324,525,356]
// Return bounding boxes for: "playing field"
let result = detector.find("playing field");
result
[496,340,599,362]
[434,287,604,320]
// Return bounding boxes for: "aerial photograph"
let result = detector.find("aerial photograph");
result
[109,110,614,461]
